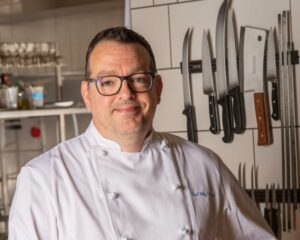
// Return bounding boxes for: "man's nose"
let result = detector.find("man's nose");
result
[118,79,135,98]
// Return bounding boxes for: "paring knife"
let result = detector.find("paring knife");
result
[202,30,220,134]
[227,9,246,134]
[266,28,279,121]
[215,0,234,143]
[240,26,272,145]
[182,28,198,143]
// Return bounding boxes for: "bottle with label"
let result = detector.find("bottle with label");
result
[17,81,29,110]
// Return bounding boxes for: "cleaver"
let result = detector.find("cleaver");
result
[240,26,272,145]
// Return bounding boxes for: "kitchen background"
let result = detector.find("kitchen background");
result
[0,0,299,239]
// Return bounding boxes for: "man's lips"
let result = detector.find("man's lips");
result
[114,105,140,113]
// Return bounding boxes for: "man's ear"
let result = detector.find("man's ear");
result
[155,74,163,104]
[81,81,92,111]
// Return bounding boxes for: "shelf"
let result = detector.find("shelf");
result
[0,107,89,120]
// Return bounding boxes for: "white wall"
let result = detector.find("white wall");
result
[131,0,300,239]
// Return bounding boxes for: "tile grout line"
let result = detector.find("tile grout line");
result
[167,4,173,68]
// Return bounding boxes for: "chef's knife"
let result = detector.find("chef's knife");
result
[202,30,220,134]
[266,28,279,121]
[227,9,246,134]
[240,26,272,145]
[182,28,198,143]
[215,0,233,143]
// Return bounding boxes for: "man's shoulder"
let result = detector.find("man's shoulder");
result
[153,132,219,165]
[25,133,89,172]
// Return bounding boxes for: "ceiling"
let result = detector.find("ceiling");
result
[0,0,123,23]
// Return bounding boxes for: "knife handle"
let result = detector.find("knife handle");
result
[264,208,270,224]
[182,105,198,143]
[229,86,246,134]
[208,96,219,134]
[254,93,269,145]
[218,95,234,143]
[271,208,278,237]
[271,82,279,121]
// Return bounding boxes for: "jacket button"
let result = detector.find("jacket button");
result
[173,183,183,191]
[180,227,193,235]
[108,192,119,200]
[160,140,170,150]
[96,148,108,157]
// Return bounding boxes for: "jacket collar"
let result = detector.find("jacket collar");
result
[84,121,153,152]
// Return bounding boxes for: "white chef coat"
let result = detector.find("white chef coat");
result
[9,121,276,240]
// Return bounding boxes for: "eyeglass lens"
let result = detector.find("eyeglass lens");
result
[95,72,153,96]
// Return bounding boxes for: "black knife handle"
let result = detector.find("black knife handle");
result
[271,208,278,237]
[229,86,246,134]
[218,95,234,143]
[208,96,219,134]
[182,105,198,143]
[271,82,279,121]
[264,208,270,224]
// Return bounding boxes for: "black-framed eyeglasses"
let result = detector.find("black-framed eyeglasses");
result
[86,72,156,96]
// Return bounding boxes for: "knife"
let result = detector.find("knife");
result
[271,184,278,237]
[202,30,220,134]
[240,26,272,145]
[264,184,271,225]
[266,28,279,121]
[215,0,234,143]
[227,9,246,134]
[182,28,198,143]
[238,162,242,185]
[250,166,256,204]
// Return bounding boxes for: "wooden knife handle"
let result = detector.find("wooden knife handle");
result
[254,93,268,145]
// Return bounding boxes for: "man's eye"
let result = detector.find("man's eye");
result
[99,78,115,87]
[101,80,113,86]
[133,77,147,83]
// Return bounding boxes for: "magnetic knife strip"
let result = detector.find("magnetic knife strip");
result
[244,189,300,203]
[179,51,299,74]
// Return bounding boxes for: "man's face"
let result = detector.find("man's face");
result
[81,40,162,142]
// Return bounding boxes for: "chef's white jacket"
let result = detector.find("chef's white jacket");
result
[9,122,275,240]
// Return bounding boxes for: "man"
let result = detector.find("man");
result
[9,27,275,239]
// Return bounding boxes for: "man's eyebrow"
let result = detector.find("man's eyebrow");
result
[94,67,149,77]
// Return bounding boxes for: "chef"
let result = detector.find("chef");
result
[9,27,276,240]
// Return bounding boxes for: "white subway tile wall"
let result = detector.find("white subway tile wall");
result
[154,0,177,5]
[132,6,171,69]
[131,0,300,238]
[131,0,153,8]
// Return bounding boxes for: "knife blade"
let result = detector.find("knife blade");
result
[266,28,279,121]
[215,0,234,143]
[182,28,198,143]
[202,30,220,134]
[250,166,256,203]
[264,184,271,225]
[240,26,272,145]
[242,163,246,189]
[227,8,246,134]
[271,184,278,237]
